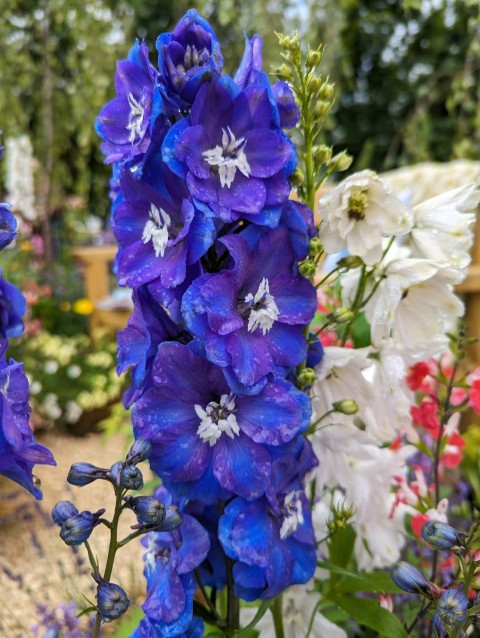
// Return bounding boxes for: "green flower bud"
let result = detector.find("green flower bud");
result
[314,100,331,119]
[290,167,304,186]
[306,49,323,68]
[297,367,317,386]
[332,399,359,415]
[275,63,294,82]
[309,237,323,256]
[307,75,321,93]
[299,260,317,277]
[328,151,353,173]
[319,82,335,100]
[336,255,364,270]
[326,308,354,324]
[313,145,332,165]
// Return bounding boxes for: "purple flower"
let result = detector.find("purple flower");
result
[112,165,215,290]
[59,509,105,546]
[163,79,294,223]
[0,204,17,250]
[132,615,204,638]
[156,9,223,110]
[219,488,316,600]
[181,228,317,386]
[140,489,210,635]
[96,40,161,164]
[133,342,310,502]
[0,353,55,498]
[0,272,26,339]
[117,286,189,408]
[272,81,300,129]
[52,500,78,526]
[67,462,110,486]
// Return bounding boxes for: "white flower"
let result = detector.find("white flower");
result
[319,170,412,265]
[408,178,479,282]
[242,584,347,638]
[66,364,82,379]
[361,257,464,361]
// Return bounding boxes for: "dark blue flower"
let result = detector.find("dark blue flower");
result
[156,9,223,110]
[67,462,110,487]
[0,353,55,498]
[124,495,166,526]
[272,81,300,129]
[0,204,17,250]
[421,520,467,551]
[181,228,317,386]
[163,78,294,223]
[437,588,468,627]
[117,286,189,408]
[133,342,310,502]
[59,509,104,546]
[112,164,215,290]
[51,500,78,526]
[132,615,204,638]
[126,437,153,465]
[120,464,144,490]
[0,272,26,339]
[140,490,210,635]
[96,40,161,164]
[95,578,130,621]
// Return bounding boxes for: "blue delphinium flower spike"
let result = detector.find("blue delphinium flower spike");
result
[437,588,468,628]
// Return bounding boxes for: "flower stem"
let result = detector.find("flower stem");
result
[272,595,286,638]
[226,557,240,631]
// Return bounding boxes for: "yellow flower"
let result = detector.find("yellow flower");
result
[73,298,94,315]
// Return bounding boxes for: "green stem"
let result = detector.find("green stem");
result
[341,264,367,346]
[272,595,286,638]
[226,557,240,631]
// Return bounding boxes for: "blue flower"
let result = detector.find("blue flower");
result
[124,495,166,526]
[126,437,152,465]
[140,489,210,636]
[133,342,311,502]
[163,78,294,223]
[120,464,144,490]
[112,164,215,291]
[51,500,78,525]
[59,509,105,546]
[0,204,17,250]
[0,353,55,498]
[437,588,468,627]
[132,615,204,638]
[421,520,467,551]
[117,286,189,408]
[0,272,26,339]
[156,9,223,110]
[181,229,317,386]
[96,40,161,164]
[390,561,440,598]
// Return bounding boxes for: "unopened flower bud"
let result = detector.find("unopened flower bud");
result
[285,34,300,53]
[125,438,152,466]
[124,495,166,526]
[390,561,441,598]
[67,462,110,487]
[307,75,321,93]
[306,49,323,68]
[109,461,124,485]
[432,614,445,638]
[319,81,334,100]
[94,575,130,621]
[326,308,354,324]
[313,145,332,166]
[336,255,364,270]
[120,465,143,491]
[52,500,78,526]
[299,260,317,277]
[309,237,323,256]
[297,367,317,386]
[314,101,331,119]
[59,509,105,546]
[332,399,358,415]
[290,167,304,186]
[157,505,183,532]
[274,64,293,82]
[328,151,353,173]
[421,521,467,551]
[437,589,468,627]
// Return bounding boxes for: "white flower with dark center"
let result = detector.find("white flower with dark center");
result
[279,491,304,540]
[408,178,480,283]
[142,204,171,258]
[244,277,279,335]
[126,92,145,144]
[202,127,251,188]
[319,170,412,265]
[195,394,239,446]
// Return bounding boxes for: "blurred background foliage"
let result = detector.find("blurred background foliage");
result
[0,0,478,219]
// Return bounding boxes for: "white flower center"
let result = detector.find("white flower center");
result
[176,44,209,72]
[202,127,251,189]
[279,491,304,540]
[244,277,279,335]
[126,92,145,144]
[195,394,239,447]
[142,204,171,258]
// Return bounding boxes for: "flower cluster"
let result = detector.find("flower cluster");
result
[0,144,55,498]
[97,10,319,636]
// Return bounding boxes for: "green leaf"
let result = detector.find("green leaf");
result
[328,525,356,568]
[76,605,97,618]
[332,595,408,638]
[318,562,402,594]
[239,600,273,633]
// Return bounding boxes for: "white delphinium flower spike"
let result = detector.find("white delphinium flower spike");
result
[408,177,480,283]
[319,170,412,266]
